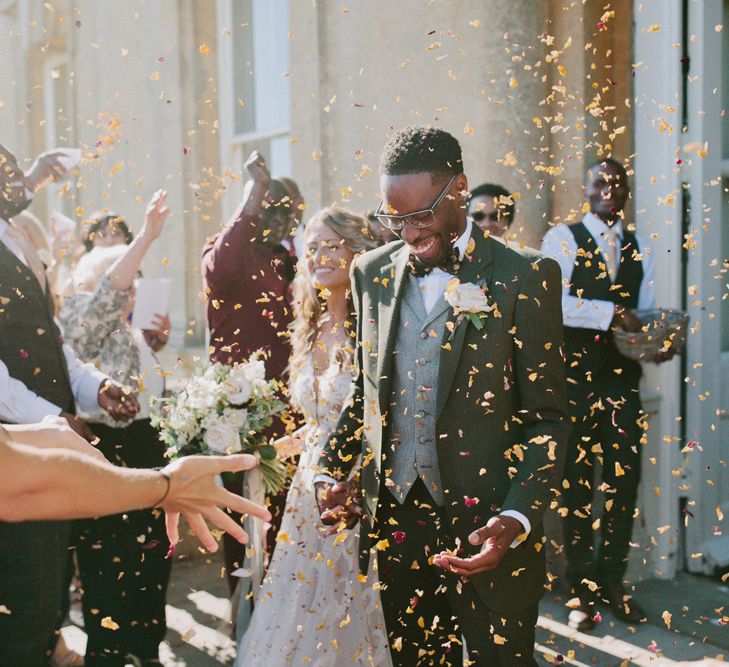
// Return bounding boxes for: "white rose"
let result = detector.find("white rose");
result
[221,407,248,430]
[225,367,252,405]
[243,358,266,383]
[204,419,242,454]
[444,279,492,314]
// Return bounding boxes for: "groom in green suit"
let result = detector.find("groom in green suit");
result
[316,126,570,666]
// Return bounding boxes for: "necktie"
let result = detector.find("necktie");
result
[407,247,461,278]
[5,224,47,292]
[604,227,620,282]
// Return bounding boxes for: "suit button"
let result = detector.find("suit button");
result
[415,358,426,365]
[418,436,427,443]
[415,410,425,418]
[419,331,428,339]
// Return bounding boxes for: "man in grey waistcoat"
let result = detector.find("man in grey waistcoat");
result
[316,127,570,666]
[0,143,139,666]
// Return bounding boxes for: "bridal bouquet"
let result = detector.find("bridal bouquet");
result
[151,352,288,495]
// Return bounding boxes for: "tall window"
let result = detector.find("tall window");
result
[721,0,729,351]
[217,0,292,199]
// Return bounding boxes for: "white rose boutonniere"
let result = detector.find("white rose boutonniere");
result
[444,278,493,332]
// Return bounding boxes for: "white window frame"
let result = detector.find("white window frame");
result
[215,0,291,220]
[42,53,76,218]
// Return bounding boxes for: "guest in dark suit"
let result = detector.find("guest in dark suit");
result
[316,127,570,666]
[0,143,139,666]
[201,150,303,593]
[541,158,676,631]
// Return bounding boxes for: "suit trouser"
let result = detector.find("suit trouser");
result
[375,480,538,666]
[74,420,171,665]
[563,368,644,590]
[0,519,70,667]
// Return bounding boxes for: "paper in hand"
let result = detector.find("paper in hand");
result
[132,278,171,330]
[55,148,82,171]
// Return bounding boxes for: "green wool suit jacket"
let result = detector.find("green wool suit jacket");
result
[319,229,571,613]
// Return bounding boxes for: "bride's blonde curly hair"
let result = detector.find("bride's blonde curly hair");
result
[288,206,379,397]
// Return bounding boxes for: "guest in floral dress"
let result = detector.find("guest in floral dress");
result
[59,190,172,666]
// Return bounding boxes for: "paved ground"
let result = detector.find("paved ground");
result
[63,549,728,666]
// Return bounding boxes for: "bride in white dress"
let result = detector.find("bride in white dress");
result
[236,207,392,666]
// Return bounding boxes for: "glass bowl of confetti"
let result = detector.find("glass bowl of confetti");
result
[613,308,689,361]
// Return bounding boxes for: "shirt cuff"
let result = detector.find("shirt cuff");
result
[500,510,532,549]
[313,474,338,487]
[75,368,107,414]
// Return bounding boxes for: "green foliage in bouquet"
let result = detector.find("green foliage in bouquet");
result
[151,352,288,496]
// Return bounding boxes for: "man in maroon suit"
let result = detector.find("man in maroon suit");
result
[201,151,302,593]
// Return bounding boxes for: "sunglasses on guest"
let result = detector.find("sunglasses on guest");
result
[470,210,503,223]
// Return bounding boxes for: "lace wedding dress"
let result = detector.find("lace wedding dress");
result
[236,354,392,666]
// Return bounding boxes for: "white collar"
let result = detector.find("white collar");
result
[453,216,473,259]
[583,211,623,239]
[0,218,9,235]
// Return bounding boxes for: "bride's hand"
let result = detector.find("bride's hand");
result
[317,480,362,535]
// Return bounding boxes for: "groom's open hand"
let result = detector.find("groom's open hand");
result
[432,515,524,576]
[316,480,362,535]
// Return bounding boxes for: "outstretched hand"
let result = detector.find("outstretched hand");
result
[244,150,271,187]
[316,480,362,536]
[140,189,171,242]
[432,515,524,577]
[162,454,272,553]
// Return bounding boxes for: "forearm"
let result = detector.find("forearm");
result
[203,183,270,285]
[0,438,166,522]
[562,293,614,331]
[107,233,154,290]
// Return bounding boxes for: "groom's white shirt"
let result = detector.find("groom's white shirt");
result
[414,216,473,314]
[315,217,531,545]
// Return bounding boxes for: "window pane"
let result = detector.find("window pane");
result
[232,1,254,135]
[252,0,290,132]
[232,0,290,136]
[721,180,729,352]
[721,0,729,160]
[268,135,292,177]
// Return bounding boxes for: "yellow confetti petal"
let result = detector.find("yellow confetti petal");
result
[101,616,120,630]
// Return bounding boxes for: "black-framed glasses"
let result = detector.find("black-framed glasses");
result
[470,210,502,223]
[374,174,458,231]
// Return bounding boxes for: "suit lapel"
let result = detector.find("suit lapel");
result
[435,232,495,421]
[376,245,409,409]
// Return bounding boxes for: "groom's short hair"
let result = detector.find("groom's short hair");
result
[379,126,463,180]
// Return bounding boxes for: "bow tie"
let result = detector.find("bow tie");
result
[407,248,462,278]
